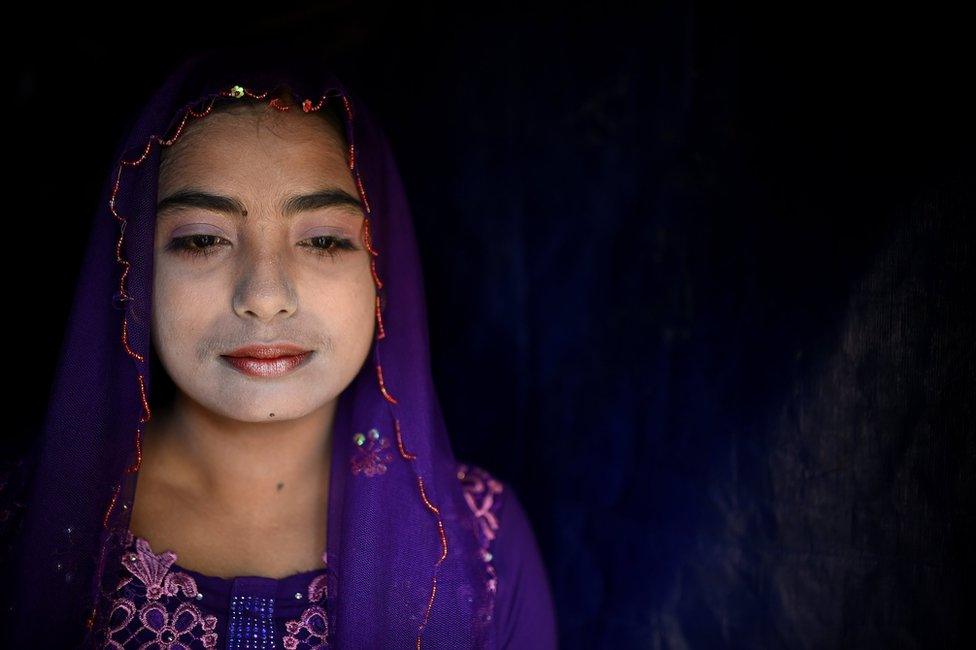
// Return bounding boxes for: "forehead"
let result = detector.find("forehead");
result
[159,107,350,188]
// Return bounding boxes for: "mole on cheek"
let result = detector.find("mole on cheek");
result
[276,482,284,491]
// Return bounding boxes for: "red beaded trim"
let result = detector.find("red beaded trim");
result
[86,82,449,649]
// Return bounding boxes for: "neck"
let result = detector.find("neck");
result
[143,392,334,521]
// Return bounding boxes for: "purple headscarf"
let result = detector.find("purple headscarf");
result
[0,42,557,648]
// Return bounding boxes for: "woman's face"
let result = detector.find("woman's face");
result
[152,104,375,422]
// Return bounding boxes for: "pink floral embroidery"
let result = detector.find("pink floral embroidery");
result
[282,566,331,649]
[119,534,202,601]
[99,530,218,648]
[103,599,218,649]
[457,463,504,624]
[350,428,393,477]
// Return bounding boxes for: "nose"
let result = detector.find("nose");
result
[231,249,299,322]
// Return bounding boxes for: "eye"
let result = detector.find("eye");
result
[299,235,359,260]
[164,234,358,260]
[165,234,229,258]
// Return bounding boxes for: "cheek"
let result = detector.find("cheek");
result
[349,266,378,329]
[154,255,228,307]
[152,267,216,349]
[309,270,376,340]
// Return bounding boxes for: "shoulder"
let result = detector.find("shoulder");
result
[454,462,559,649]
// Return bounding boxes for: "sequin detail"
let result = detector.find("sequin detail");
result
[350,428,394,477]
[457,463,505,625]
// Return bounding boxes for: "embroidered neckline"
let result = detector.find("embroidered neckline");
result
[96,462,500,647]
[96,526,334,648]
[126,529,330,584]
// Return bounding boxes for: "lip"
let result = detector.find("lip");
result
[222,342,311,359]
[219,342,314,378]
[220,350,314,378]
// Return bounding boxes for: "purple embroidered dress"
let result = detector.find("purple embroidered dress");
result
[102,530,333,649]
[92,463,517,649]
[0,41,558,649]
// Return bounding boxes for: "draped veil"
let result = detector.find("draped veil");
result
[0,43,529,648]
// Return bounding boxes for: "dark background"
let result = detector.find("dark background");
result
[10,2,974,647]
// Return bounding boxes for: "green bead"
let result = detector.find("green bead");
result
[230,85,245,98]
[353,432,366,446]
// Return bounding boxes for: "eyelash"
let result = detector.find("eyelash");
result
[165,234,358,260]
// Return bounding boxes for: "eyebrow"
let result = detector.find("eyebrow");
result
[156,186,364,220]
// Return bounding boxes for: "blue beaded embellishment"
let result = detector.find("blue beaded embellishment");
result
[227,594,275,649]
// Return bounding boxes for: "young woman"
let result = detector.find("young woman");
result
[0,42,557,649]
